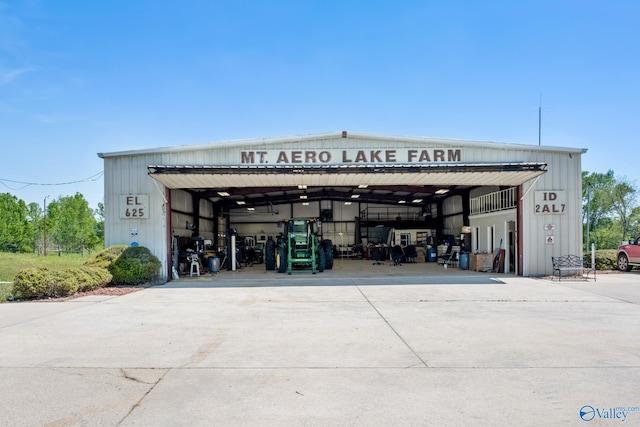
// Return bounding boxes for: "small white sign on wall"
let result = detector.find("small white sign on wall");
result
[120,195,149,219]
[534,191,566,214]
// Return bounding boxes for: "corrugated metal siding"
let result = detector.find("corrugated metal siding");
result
[520,151,582,276]
[104,153,169,280]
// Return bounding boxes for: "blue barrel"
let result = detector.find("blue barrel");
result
[427,247,437,262]
[459,253,469,270]
[208,257,220,273]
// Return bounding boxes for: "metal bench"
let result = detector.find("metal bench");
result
[551,255,596,281]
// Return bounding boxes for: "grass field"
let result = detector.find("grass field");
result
[0,252,89,301]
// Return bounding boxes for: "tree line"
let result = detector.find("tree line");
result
[0,192,103,254]
[582,170,640,250]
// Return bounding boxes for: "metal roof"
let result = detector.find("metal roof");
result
[99,130,587,158]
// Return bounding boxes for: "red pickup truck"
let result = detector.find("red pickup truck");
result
[617,237,640,271]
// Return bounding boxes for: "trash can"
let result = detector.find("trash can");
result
[208,256,220,273]
[459,253,470,270]
[427,247,437,262]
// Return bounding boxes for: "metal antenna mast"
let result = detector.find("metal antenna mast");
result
[538,94,542,146]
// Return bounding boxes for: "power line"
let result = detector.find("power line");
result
[0,172,104,191]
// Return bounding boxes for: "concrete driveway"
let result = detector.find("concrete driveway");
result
[1,261,639,426]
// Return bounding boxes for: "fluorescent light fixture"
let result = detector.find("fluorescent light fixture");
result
[300,194,308,199]
[344,201,352,205]
[412,199,423,203]
[435,189,449,194]
[302,202,309,206]
[298,184,307,189]
[398,200,406,204]
[247,207,255,211]
[236,200,246,205]
[358,184,368,188]
[217,191,230,197]
[350,194,360,199]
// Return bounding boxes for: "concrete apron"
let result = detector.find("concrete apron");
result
[0,261,639,426]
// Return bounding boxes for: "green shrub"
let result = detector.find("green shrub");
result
[84,245,128,269]
[108,246,161,286]
[12,266,113,300]
[13,268,78,299]
[83,266,113,289]
[585,249,618,271]
[65,267,113,292]
[12,268,55,299]
[10,244,156,299]
[50,270,80,297]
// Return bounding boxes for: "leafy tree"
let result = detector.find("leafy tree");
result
[594,220,623,250]
[49,193,101,251]
[26,202,44,252]
[583,171,640,250]
[95,202,105,245]
[627,206,640,240]
[0,193,34,252]
[610,177,637,240]
[582,171,616,250]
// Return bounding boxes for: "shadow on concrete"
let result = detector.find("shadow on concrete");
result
[161,263,507,289]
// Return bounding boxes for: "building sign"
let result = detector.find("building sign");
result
[240,148,462,164]
[534,191,566,214]
[120,194,149,219]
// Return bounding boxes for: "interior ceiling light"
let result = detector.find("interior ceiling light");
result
[302,202,309,206]
[298,184,307,189]
[300,194,308,199]
[358,184,368,188]
[236,200,246,205]
[398,200,406,204]
[247,207,255,211]
[435,189,450,194]
[350,194,360,199]
[412,199,423,203]
[217,191,230,197]
[344,201,352,205]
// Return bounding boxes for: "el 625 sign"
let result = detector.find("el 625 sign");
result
[534,191,566,214]
[120,195,149,219]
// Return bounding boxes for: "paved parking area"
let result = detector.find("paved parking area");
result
[1,261,639,426]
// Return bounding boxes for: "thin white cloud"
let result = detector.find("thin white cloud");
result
[35,113,82,124]
[0,67,36,85]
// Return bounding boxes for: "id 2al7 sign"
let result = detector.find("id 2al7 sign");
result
[120,195,149,219]
[534,191,566,214]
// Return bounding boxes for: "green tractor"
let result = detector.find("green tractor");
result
[265,218,334,274]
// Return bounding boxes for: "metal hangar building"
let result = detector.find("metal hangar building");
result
[98,131,586,280]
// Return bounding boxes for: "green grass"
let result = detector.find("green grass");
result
[0,252,88,301]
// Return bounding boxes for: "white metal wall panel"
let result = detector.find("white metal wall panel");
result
[444,214,464,236]
[171,190,192,213]
[292,202,319,218]
[470,186,501,198]
[104,153,169,280]
[520,151,582,276]
[442,195,463,216]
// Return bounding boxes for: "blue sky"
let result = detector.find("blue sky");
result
[1,0,639,210]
